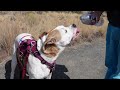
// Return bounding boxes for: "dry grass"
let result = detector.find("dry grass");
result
[0,11,108,56]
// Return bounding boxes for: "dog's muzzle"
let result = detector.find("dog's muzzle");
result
[71,24,80,40]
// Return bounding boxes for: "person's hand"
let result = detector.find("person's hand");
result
[80,11,103,25]
[89,11,103,25]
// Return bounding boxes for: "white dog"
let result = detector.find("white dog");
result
[10,24,80,79]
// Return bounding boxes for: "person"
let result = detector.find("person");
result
[80,11,120,79]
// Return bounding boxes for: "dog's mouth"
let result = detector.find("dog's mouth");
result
[67,26,80,46]
[72,28,80,41]
[68,24,80,41]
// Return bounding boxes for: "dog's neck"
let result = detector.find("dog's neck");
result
[37,35,65,63]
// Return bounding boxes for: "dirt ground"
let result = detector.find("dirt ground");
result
[0,38,107,79]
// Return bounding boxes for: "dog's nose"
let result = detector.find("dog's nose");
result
[72,24,76,28]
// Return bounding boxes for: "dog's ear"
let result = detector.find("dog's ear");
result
[44,30,61,45]
[42,37,59,57]
[42,30,61,57]
[45,38,57,45]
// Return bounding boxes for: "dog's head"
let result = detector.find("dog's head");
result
[40,24,80,57]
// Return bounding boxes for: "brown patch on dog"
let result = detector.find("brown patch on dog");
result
[39,32,48,39]
[42,30,61,58]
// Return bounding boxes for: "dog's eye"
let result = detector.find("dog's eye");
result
[65,30,67,33]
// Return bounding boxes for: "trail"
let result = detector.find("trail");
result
[0,38,107,79]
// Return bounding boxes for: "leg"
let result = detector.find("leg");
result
[111,27,120,79]
[105,40,118,79]
[113,41,120,79]
[105,24,118,79]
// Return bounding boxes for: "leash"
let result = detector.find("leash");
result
[17,35,56,79]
